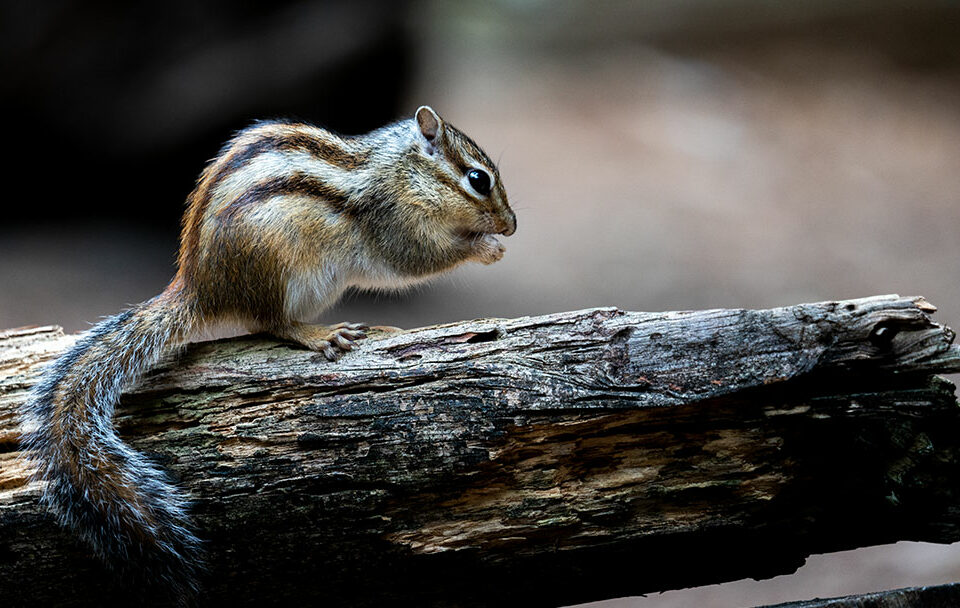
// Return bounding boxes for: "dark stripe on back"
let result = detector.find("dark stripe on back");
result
[214,129,370,188]
[218,173,355,220]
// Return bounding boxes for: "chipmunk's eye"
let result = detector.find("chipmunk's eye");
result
[467,169,491,196]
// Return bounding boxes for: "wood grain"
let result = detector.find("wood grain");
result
[1,295,958,606]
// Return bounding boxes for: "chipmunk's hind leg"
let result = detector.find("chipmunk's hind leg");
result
[273,322,368,360]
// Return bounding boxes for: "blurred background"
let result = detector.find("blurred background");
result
[2,1,959,605]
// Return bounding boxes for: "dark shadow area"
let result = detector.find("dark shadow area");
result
[1,0,413,231]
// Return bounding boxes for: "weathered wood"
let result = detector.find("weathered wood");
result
[1,294,959,607]
[761,582,960,608]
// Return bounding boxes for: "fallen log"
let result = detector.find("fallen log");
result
[1,294,959,607]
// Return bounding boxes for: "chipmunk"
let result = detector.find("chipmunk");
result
[20,106,515,601]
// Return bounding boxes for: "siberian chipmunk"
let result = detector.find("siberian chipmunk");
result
[21,106,516,600]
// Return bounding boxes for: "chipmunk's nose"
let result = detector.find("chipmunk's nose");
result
[498,209,517,236]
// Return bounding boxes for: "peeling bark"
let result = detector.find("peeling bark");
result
[1,295,959,607]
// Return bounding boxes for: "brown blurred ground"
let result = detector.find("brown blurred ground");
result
[2,2,959,606]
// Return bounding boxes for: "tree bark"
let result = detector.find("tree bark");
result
[1,294,959,607]
[760,582,960,608]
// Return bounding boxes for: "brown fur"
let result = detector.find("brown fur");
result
[175,106,515,345]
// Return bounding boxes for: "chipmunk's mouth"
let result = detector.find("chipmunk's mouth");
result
[457,230,494,242]
[456,223,513,243]
[455,210,516,243]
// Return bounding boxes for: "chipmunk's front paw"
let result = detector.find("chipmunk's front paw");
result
[474,234,506,265]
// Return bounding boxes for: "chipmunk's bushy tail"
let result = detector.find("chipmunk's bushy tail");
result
[20,288,201,600]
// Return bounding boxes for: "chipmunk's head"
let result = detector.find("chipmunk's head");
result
[407,106,516,265]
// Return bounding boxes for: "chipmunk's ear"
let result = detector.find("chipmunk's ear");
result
[416,106,444,152]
